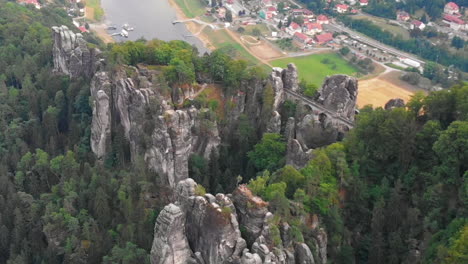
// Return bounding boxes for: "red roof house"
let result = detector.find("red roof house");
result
[293,32,312,48]
[411,20,425,30]
[287,22,302,35]
[336,4,349,13]
[317,15,329,24]
[360,0,369,6]
[18,0,41,9]
[444,2,460,15]
[443,14,466,30]
[315,32,334,44]
[396,11,410,22]
[78,26,88,33]
[303,22,322,35]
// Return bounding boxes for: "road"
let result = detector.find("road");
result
[324,23,425,65]
[284,89,355,128]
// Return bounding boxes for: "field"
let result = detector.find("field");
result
[244,24,271,36]
[173,0,206,18]
[350,14,410,40]
[85,0,104,21]
[270,53,358,87]
[203,28,267,68]
[358,71,424,108]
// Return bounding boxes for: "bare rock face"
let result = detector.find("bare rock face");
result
[232,185,269,244]
[151,180,319,264]
[271,67,286,111]
[282,63,299,92]
[295,243,315,264]
[315,75,358,121]
[286,139,314,169]
[52,25,100,78]
[90,72,112,160]
[266,111,282,133]
[89,67,220,187]
[315,228,328,264]
[266,65,358,169]
[150,204,193,264]
[385,98,405,110]
[296,113,340,149]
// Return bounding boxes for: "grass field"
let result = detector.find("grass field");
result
[271,53,358,87]
[350,15,410,40]
[244,24,271,36]
[174,0,206,18]
[86,0,104,21]
[203,28,267,68]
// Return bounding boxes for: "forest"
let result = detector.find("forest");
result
[0,1,467,264]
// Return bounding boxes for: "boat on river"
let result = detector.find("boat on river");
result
[122,23,134,31]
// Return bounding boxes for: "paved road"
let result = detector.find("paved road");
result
[284,89,355,128]
[324,23,425,65]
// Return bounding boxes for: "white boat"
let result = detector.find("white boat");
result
[122,23,135,31]
[121,29,129,38]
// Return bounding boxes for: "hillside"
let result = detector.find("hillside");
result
[0,1,466,264]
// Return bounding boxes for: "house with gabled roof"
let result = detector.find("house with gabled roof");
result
[444,2,460,15]
[287,22,302,35]
[315,32,334,44]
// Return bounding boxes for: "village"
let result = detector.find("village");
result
[15,0,466,103]
[16,0,468,73]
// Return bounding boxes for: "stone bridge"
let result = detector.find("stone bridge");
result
[284,89,355,129]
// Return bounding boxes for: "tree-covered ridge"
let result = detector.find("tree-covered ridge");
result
[0,1,269,262]
[245,85,468,263]
[0,1,467,263]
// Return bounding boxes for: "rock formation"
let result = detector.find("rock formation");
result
[314,75,358,121]
[384,98,405,110]
[150,204,193,264]
[52,25,101,78]
[90,72,112,159]
[88,66,220,187]
[282,63,299,92]
[151,179,320,264]
[266,67,358,168]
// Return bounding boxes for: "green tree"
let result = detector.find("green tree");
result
[247,133,286,172]
[451,36,465,49]
[102,242,149,264]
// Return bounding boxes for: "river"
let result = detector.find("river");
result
[100,0,208,53]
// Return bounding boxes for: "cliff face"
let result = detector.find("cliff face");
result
[50,26,223,187]
[151,179,323,264]
[266,66,358,168]
[89,66,220,187]
[52,25,101,78]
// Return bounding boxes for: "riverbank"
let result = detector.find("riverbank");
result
[167,0,213,50]
[89,23,115,44]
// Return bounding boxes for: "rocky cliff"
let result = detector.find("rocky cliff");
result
[151,179,324,264]
[52,25,101,78]
[266,66,358,168]
[89,66,220,187]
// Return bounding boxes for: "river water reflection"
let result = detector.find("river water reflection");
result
[101,0,208,53]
